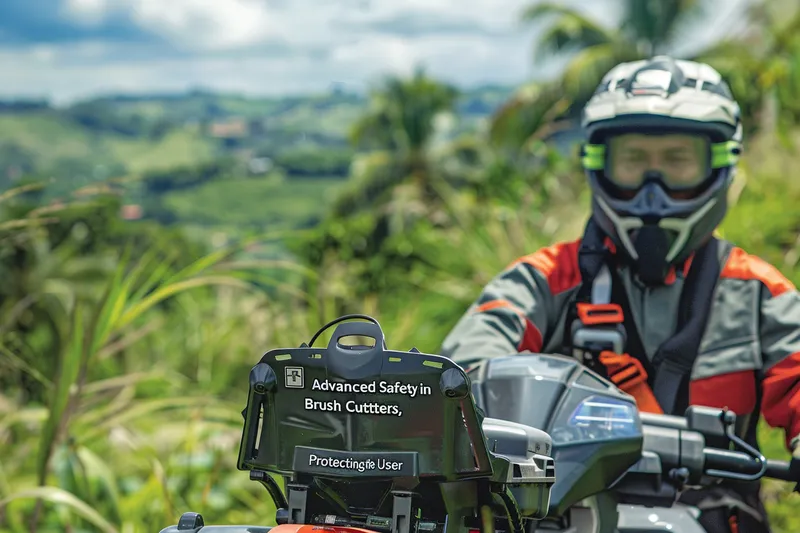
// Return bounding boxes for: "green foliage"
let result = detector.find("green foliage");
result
[272,146,354,177]
[142,159,238,195]
[159,176,343,231]
[66,100,172,138]
[106,128,218,176]
[512,0,706,135]
[0,193,307,530]
[504,0,800,149]
[3,11,800,531]
[350,67,459,154]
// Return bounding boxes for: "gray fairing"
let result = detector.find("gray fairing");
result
[469,354,713,533]
[527,501,707,533]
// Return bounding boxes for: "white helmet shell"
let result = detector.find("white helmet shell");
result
[582,56,742,144]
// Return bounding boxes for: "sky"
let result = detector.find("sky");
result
[0,0,751,105]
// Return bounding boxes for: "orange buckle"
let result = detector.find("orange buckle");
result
[577,303,624,326]
[598,351,648,389]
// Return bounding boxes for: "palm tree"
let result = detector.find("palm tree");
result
[332,66,460,221]
[491,0,722,149]
[292,69,496,301]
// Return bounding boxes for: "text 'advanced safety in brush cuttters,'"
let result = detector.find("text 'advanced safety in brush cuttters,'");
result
[283,366,433,417]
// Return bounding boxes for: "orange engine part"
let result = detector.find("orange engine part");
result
[271,525,382,533]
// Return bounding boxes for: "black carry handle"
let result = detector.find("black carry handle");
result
[324,320,388,378]
[327,321,387,354]
[308,313,384,348]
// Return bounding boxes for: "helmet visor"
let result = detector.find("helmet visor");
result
[604,133,711,192]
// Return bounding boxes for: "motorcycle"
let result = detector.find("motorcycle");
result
[158,315,798,533]
[466,352,800,532]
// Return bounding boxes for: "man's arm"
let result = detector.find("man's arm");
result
[439,240,581,365]
[752,261,800,453]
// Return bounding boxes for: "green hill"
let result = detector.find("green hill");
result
[0,86,512,244]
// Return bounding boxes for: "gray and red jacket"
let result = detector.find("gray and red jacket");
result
[439,237,800,452]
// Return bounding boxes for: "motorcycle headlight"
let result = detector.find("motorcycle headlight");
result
[551,395,642,446]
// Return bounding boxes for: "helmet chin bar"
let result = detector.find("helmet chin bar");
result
[658,198,718,262]
[595,195,719,265]
[595,195,642,260]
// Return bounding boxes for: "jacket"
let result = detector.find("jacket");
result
[439,237,800,452]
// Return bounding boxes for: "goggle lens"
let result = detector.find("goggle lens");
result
[604,133,710,191]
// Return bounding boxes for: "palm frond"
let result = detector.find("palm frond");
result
[561,43,637,96]
[622,0,706,52]
[488,81,571,150]
[521,3,615,63]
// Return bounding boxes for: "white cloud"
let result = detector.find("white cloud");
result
[0,37,527,106]
[29,44,58,64]
[3,0,751,103]
[63,0,112,25]
[331,36,417,75]
[64,0,282,49]
[126,0,280,50]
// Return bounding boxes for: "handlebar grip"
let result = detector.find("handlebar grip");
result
[704,449,759,475]
[764,459,796,482]
[704,449,798,482]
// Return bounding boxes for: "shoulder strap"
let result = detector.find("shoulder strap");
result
[563,217,648,368]
[650,237,726,415]
[575,217,609,302]
[561,217,615,360]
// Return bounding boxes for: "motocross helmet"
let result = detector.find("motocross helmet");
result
[580,56,743,285]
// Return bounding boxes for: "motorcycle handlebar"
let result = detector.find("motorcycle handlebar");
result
[639,408,798,485]
[703,448,797,483]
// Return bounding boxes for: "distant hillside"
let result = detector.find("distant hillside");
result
[0,86,516,247]
[0,85,513,191]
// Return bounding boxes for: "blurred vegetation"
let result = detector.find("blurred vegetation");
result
[1,0,800,531]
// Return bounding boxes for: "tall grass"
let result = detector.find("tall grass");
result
[2,133,800,533]
[0,209,325,531]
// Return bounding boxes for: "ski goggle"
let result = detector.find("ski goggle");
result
[582,133,741,191]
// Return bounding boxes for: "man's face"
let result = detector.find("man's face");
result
[606,133,709,199]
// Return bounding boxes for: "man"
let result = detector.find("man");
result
[439,56,800,533]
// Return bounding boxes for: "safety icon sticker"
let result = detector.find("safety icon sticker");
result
[285,366,304,389]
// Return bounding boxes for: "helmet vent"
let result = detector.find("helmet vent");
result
[629,69,673,95]
[701,81,734,100]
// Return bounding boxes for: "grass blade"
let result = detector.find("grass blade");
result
[36,305,84,486]
[117,276,253,330]
[0,486,120,533]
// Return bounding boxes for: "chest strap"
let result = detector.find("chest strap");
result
[565,217,725,415]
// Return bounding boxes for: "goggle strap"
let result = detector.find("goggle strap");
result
[711,140,741,168]
[582,140,741,171]
[582,144,605,170]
